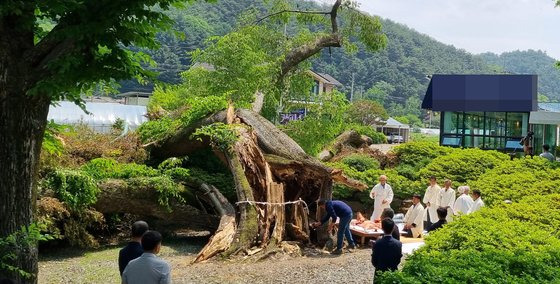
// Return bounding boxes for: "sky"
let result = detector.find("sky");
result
[320,0,560,60]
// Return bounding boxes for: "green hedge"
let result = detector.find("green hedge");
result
[470,158,560,206]
[418,148,509,186]
[378,194,560,283]
[392,141,453,170]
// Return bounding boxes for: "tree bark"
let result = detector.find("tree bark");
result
[94,180,220,231]
[0,92,50,283]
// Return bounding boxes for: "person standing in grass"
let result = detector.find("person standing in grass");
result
[119,221,149,275]
[122,230,171,284]
[312,199,356,255]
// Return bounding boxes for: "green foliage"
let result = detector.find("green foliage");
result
[81,158,159,180]
[42,120,67,156]
[328,161,414,202]
[127,176,186,210]
[192,123,238,153]
[341,154,379,172]
[347,124,387,144]
[345,100,388,126]
[418,148,509,186]
[188,168,236,201]
[282,90,349,156]
[44,170,100,211]
[0,223,52,279]
[479,50,560,101]
[392,141,452,169]
[470,158,560,206]
[138,117,178,143]
[410,133,439,143]
[379,195,560,283]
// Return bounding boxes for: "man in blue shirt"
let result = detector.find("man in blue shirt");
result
[119,220,149,275]
[312,199,356,255]
[372,218,402,279]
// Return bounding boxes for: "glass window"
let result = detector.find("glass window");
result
[485,112,505,137]
[464,112,484,135]
[506,112,528,137]
[443,112,458,134]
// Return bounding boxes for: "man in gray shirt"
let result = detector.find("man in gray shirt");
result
[539,144,555,162]
[122,230,171,284]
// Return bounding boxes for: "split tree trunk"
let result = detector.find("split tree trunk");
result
[149,108,366,261]
[0,92,50,282]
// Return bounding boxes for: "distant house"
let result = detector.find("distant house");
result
[308,70,343,97]
[281,71,342,124]
[117,92,152,106]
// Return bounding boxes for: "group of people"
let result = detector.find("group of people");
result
[313,175,486,280]
[119,221,171,284]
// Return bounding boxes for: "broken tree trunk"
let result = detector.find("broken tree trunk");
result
[193,184,237,262]
[94,180,221,232]
[148,108,366,260]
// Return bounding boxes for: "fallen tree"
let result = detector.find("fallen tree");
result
[148,107,367,262]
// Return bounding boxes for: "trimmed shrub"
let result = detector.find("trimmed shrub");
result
[470,158,560,206]
[378,194,560,283]
[418,148,509,186]
[392,141,452,170]
[341,153,380,172]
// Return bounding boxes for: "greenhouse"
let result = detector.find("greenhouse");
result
[47,101,148,133]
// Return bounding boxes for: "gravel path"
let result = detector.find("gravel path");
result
[173,248,374,284]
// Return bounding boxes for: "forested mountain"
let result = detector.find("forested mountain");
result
[478,50,560,101]
[122,0,559,115]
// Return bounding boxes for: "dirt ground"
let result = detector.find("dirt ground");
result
[38,237,423,284]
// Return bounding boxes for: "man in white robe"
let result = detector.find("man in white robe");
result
[403,194,425,238]
[468,190,485,214]
[422,176,441,226]
[370,175,394,221]
[453,186,474,215]
[439,179,455,222]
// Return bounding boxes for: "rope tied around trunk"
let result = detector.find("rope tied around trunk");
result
[235,198,309,214]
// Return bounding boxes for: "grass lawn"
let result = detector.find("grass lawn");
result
[38,238,205,284]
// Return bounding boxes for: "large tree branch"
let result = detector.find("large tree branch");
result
[280,33,341,77]
[279,0,342,78]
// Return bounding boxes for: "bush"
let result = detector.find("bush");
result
[392,141,452,170]
[44,169,100,211]
[346,124,387,144]
[418,148,509,186]
[328,162,414,203]
[379,196,560,283]
[81,158,160,180]
[341,154,380,172]
[470,158,560,206]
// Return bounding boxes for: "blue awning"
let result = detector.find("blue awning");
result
[422,74,538,112]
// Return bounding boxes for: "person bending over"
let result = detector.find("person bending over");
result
[312,199,356,255]
[119,220,149,275]
[122,230,171,284]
